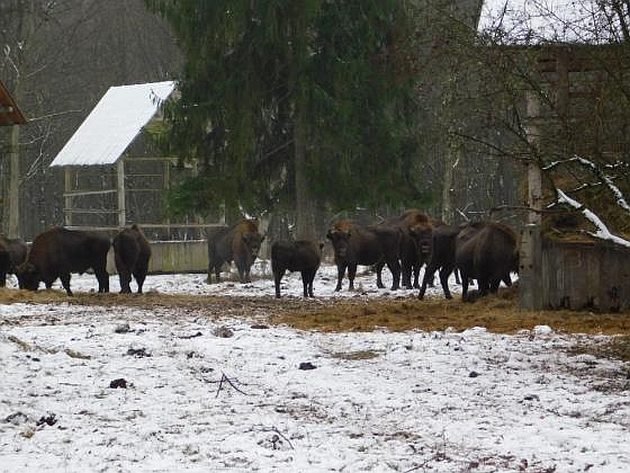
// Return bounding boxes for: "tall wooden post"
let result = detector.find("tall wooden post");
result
[519,90,544,310]
[117,159,126,228]
[7,124,20,237]
[64,167,73,227]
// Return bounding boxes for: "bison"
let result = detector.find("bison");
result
[455,221,519,301]
[417,224,461,300]
[271,240,323,298]
[0,235,28,287]
[208,219,265,283]
[16,227,110,296]
[113,224,151,294]
[327,220,401,291]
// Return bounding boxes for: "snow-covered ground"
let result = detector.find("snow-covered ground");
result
[1,265,629,472]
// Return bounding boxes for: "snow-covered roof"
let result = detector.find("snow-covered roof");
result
[50,81,175,167]
[479,1,620,44]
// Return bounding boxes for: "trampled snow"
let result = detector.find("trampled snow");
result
[1,265,629,472]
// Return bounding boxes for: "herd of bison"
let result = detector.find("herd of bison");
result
[0,209,519,301]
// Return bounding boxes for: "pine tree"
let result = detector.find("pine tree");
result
[146,0,427,238]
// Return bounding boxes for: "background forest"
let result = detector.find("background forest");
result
[1,0,628,243]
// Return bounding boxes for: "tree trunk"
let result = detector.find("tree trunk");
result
[6,123,21,237]
[294,110,316,240]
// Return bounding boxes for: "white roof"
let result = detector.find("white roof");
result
[50,81,175,167]
[479,1,620,44]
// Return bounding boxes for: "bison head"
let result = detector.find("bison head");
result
[409,223,433,259]
[16,262,40,291]
[326,229,352,260]
[242,232,264,259]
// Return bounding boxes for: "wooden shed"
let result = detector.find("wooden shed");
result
[48,81,217,273]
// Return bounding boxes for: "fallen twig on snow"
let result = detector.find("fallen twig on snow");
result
[214,372,250,397]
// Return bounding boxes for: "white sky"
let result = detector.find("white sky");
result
[479,0,622,44]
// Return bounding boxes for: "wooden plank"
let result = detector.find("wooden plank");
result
[63,209,118,214]
[63,189,117,197]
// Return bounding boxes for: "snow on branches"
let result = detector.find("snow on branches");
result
[556,189,630,248]
[544,155,630,215]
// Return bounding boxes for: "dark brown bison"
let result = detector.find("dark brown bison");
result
[0,235,28,287]
[327,220,401,291]
[0,239,9,288]
[16,227,110,296]
[417,224,461,300]
[113,224,151,294]
[271,240,323,298]
[208,219,265,283]
[455,221,519,301]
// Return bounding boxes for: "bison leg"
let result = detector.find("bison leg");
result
[95,268,109,293]
[134,271,147,294]
[304,269,316,297]
[417,264,436,300]
[386,259,401,290]
[460,270,470,301]
[59,273,73,296]
[347,263,357,291]
[0,271,6,287]
[273,268,285,298]
[302,269,317,297]
[375,262,385,289]
[438,265,453,299]
[401,260,412,289]
[119,271,132,294]
[300,270,309,298]
[412,263,421,289]
[334,264,346,292]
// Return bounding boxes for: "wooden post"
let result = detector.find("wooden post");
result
[519,90,544,310]
[117,159,126,228]
[7,124,20,237]
[64,167,73,227]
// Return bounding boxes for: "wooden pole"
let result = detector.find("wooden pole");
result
[7,124,20,237]
[519,90,543,310]
[117,159,126,228]
[64,167,73,227]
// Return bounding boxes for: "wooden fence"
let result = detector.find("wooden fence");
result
[539,238,629,312]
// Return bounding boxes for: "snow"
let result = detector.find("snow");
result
[1,266,629,472]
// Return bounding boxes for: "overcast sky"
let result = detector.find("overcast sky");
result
[479,0,620,44]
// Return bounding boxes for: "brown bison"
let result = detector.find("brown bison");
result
[0,235,28,287]
[417,224,461,300]
[208,219,265,283]
[327,220,401,291]
[16,227,110,296]
[271,240,323,298]
[455,221,519,301]
[113,224,151,294]
[399,210,436,289]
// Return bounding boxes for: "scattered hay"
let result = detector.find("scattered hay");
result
[2,286,628,336]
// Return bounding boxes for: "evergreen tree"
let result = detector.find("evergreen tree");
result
[146,0,427,237]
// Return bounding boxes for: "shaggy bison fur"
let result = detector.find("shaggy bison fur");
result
[16,227,110,296]
[327,220,401,291]
[455,221,519,301]
[208,219,265,283]
[271,240,323,298]
[113,224,151,294]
